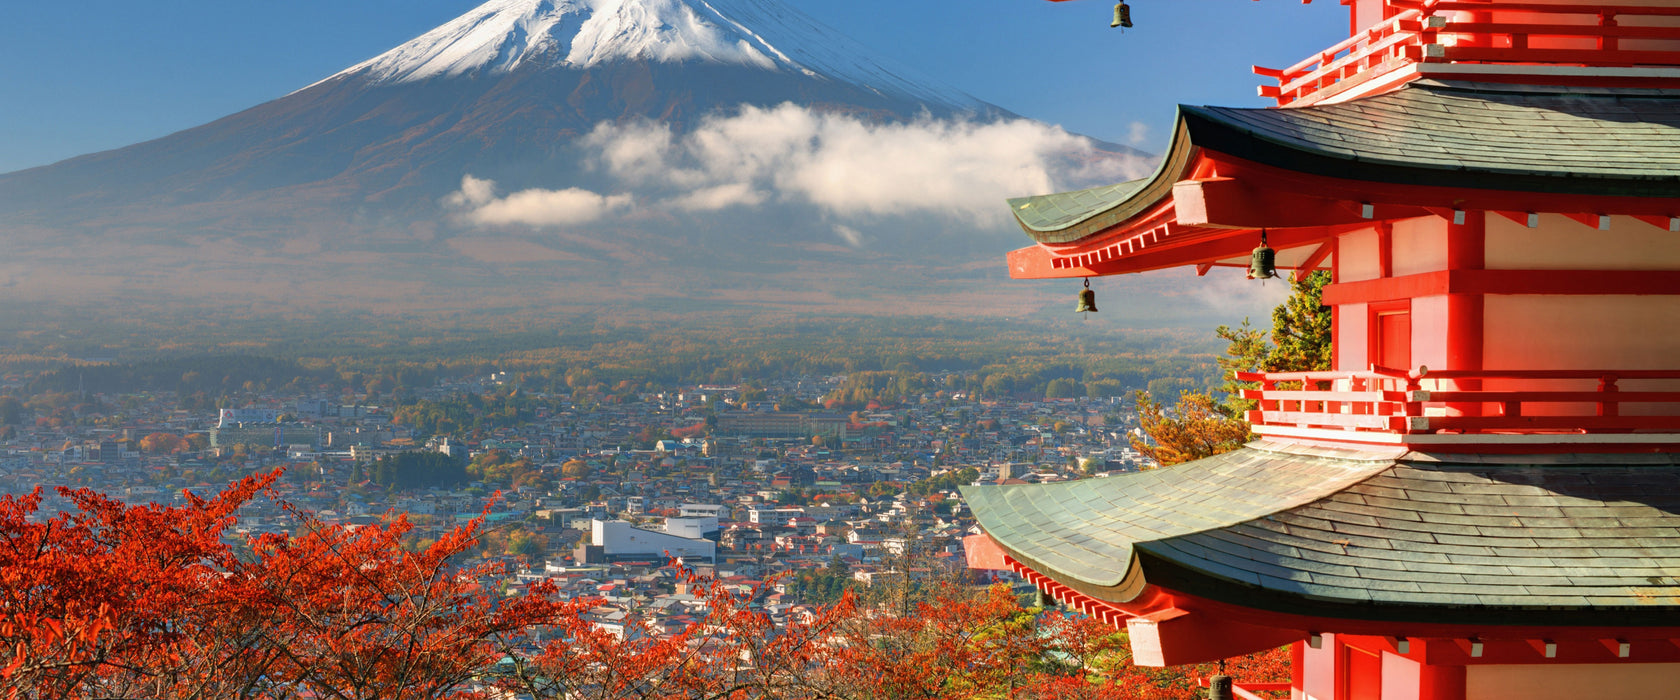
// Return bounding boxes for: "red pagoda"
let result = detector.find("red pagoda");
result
[963,2,1680,699]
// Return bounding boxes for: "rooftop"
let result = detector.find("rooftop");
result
[964,441,1680,628]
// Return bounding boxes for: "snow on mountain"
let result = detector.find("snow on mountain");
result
[326,0,983,110]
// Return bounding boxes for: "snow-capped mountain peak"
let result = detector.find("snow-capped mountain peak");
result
[324,0,981,109]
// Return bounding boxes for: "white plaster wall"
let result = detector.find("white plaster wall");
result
[1300,635,1338,700]
[1482,296,1680,415]
[1338,303,1369,371]
[1381,651,1420,700]
[1486,214,1680,270]
[1467,663,1680,700]
[1485,296,1680,370]
[1391,216,1447,278]
[1339,228,1382,282]
[1410,295,1449,373]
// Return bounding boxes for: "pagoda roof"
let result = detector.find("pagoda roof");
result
[963,442,1680,627]
[1011,81,1680,245]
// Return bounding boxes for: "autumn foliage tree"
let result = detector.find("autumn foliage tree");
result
[139,432,194,454]
[1136,271,1332,466]
[1128,391,1252,467]
[0,474,1290,699]
[0,471,564,700]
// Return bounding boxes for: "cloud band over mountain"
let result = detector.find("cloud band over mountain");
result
[446,103,1153,232]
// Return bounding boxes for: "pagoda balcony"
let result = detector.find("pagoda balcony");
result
[1236,368,1680,451]
[1256,2,1680,107]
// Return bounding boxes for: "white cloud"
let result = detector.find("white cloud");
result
[582,103,1154,227]
[450,105,1154,233]
[834,224,865,248]
[1126,121,1150,146]
[581,121,681,186]
[443,174,497,208]
[444,175,633,228]
[668,183,767,212]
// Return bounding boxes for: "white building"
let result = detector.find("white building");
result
[576,519,716,564]
[679,503,728,519]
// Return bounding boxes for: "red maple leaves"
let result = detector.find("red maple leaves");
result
[0,473,1290,699]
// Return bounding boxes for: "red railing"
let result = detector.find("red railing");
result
[1255,7,1427,106]
[1237,367,1680,436]
[1256,2,1680,106]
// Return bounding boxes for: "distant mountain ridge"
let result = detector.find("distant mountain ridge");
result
[323,0,984,110]
[0,0,1186,324]
[0,0,1002,213]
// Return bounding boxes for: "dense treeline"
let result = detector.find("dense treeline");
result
[30,356,335,396]
[361,451,469,490]
[0,316,1225,409]
[391,394,537,437]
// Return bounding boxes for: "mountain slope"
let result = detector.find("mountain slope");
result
[2,0,998,209]
[327,0,982,110]
[0,0,1179,322]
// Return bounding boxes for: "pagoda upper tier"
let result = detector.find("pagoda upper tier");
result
[1259,1,1680,108]
[1008,80,1680,280]
[1007,4,1680,453]
[963,1,1680,693]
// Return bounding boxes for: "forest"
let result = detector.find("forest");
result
[6,315,1225,411]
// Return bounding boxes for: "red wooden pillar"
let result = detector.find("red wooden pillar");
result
[1445,213,1485,416]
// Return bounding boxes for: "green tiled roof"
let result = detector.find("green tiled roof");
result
[1011,81,1680,245]
[1008,180,1150,234]
[961,443,1392,591]
[965,444,1680,625]
[1189,81,1680,194]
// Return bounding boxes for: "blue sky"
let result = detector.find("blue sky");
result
[0,0,1347,174]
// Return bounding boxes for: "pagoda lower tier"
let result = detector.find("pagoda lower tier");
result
[962,442,1680,697]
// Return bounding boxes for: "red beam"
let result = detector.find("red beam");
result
[1427,2,1680,17]
[1174,177,1425,229]
[1417,45,1680,66]
[1441,21,1680,40]
[1323,269,1680,305]
[1205,152,1680,218]
[1430,415,1680,431]
[1323,271,1449,305]
[1293,241,1334,282]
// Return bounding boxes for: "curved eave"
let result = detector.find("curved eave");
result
[1006,83,1680,278]
[1009,116,1198,245]
[960,443,1395,605]
[1180,104,1680,200]
[970,447,1680,629]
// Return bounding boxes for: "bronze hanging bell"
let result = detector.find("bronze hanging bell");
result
[1111,2,1133,29]
[1248,230,1278,280]
[1076,278,1098,314]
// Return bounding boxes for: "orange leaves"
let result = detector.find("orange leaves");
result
[1129,390,1251,467]
[0,470,566,700]
[0,473,1293,699]
[136,432,190,454]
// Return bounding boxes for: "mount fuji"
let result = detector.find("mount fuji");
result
[0,0,1156,319]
